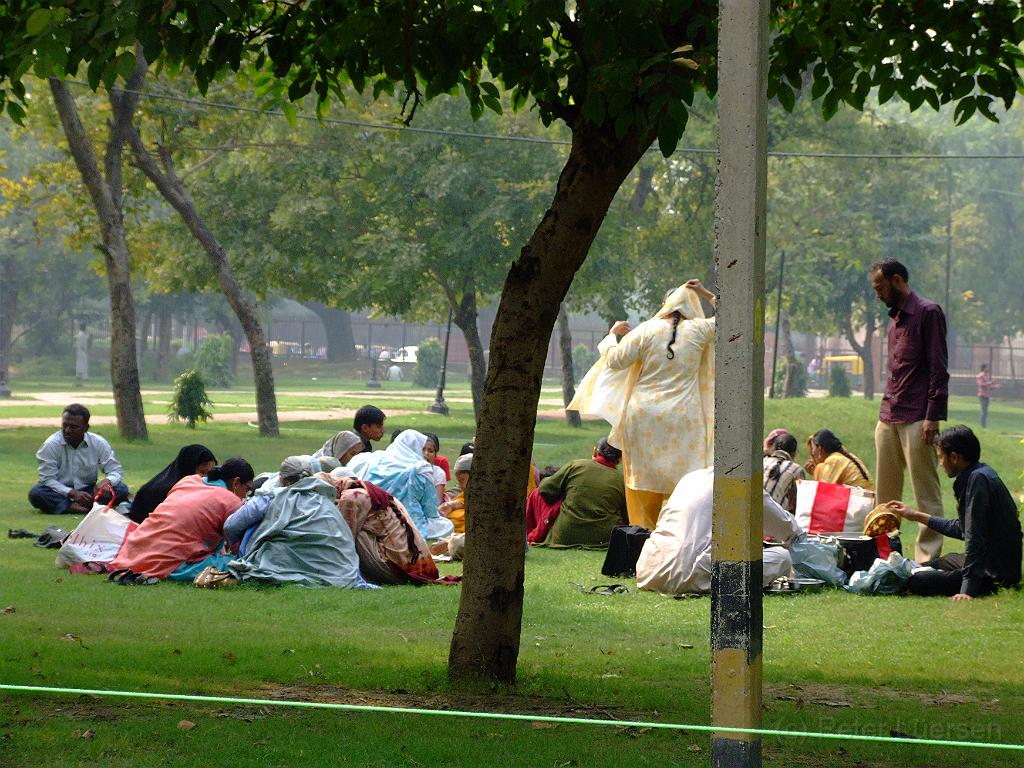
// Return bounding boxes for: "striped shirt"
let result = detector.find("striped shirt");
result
[763,450,805,513]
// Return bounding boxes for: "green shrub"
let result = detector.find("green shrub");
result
[413,337,444,388]
[194,333,234,388]
[168,368,214,428]
[571,343,598,384]
[772,357,807,398]
[828,364,852,397]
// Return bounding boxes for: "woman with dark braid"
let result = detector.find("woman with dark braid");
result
[570,279,716,530]
[807,429,872,490]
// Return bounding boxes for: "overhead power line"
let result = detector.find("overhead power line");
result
[65,79,1024,161]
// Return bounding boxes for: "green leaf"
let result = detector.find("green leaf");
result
[811,73,830,101]
[657,116,680,157]
[876,78,896,104]
[282,101,297,128]
[482,94,502,114]
[115,52,136,81]
[953,96,976,125]
[25,8,52,37]
[776,82,795,112]
[6,100,27,125]
[821,90,839,121]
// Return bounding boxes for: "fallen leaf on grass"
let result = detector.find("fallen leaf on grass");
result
[177,720,195,731]
[73,729,95,739]
[531,721,558,730]
[172,648,182,655]
[687,744,702,752]
[1,606,14,615]
[222,651,236,661]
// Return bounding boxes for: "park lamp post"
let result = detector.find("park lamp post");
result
[427,308,453,415]
[366,319,381,389]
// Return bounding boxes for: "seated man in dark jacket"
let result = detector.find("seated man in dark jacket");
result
[891,425,1021,600]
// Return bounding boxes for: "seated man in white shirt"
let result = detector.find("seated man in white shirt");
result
[637,467,801,594]
[28,404,130,514]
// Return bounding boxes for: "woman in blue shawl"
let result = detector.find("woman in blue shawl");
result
[349,429,454,540]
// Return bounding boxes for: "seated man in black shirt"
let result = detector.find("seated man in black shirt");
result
[890,425,1021,600]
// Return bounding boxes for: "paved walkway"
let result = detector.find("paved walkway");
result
[0,407,422,429]
[0,388,580,428]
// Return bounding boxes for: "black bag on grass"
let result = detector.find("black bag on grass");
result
[601,525,650,577]
[840,534,903,575]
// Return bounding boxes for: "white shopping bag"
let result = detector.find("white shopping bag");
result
[55,501,137,568]
[794,480,875,535]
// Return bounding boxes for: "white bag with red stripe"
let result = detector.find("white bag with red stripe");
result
[55,499,137,568]
[794,480,875,535]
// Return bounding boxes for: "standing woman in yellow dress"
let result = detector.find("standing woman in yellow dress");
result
[570,278,716,530]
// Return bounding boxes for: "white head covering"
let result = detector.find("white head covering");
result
[568,282,715,457]
[453,453,473,474]
[656,283,707,321]
[279,455,314,484]
[349,429,434,482]
[315,430,363,463]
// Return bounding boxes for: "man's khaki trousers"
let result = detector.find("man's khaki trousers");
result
[874,420,946,562]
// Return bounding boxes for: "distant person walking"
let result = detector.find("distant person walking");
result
[75,323,89,381]
[870,259,949,562]
[976,363,995,429]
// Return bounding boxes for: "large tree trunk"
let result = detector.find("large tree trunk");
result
[49,77,148,440]
[448,123,645,684]
[451,292,487,422]
[557,303,582,427]
[125,51,278,436]
[301,300,356,362]
[0,253,16,389]
[156,306,173,382]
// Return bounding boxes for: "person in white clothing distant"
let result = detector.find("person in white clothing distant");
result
[636,467,801,594]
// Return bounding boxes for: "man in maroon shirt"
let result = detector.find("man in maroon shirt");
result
[871,259,949,561]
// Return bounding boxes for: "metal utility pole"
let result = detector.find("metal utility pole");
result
[711,0,769,766]
[768,251,785,399]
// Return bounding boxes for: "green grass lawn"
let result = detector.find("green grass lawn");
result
[1,389,1022,767]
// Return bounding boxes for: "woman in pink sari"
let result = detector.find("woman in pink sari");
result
[109,458,254,584]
